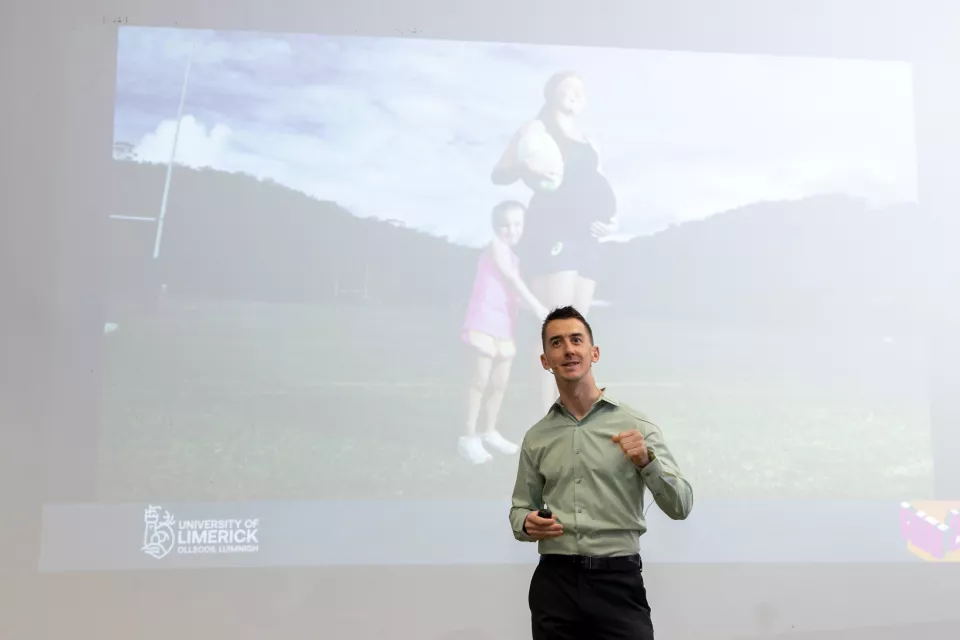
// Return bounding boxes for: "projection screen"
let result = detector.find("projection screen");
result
[38,26,958,575]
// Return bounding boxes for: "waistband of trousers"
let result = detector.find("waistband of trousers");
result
[539,553,641,571]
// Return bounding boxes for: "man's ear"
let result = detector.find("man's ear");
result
[540,353,551,370]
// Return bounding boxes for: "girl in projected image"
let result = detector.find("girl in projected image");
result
[459,201,549,465]
[491,71,619,412]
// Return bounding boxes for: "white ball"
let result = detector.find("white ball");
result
[516,124,564,191]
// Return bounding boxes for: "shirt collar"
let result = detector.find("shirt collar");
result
[551,387,619,415]
[598,389,619,406]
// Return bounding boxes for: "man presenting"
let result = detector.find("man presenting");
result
[509,306,693,639]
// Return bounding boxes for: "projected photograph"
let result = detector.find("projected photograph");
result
[100,26,930,503]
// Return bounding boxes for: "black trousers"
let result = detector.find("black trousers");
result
[528,555,654,639]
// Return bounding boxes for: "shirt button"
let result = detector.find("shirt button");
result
[576,478,582,484]
[578,508,583,513]
[575,450,580,455]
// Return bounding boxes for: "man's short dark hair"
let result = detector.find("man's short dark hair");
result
[541,305,594,348]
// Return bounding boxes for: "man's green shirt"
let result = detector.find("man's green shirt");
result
[509,392,693,557]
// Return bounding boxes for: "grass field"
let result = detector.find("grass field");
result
[95,296,933,502]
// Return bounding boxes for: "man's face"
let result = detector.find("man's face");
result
[541,317,599,383]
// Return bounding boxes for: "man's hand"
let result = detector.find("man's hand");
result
[523,511,563,540]
[613,429,650,468]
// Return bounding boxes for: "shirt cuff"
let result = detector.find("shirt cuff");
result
[513,511,536,542]
[638,456,664,478]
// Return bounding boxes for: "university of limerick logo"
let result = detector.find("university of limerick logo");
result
[142,505,176,560]
[899,501,960,562]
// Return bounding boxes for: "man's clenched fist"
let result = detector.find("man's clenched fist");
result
[612,429,650,468]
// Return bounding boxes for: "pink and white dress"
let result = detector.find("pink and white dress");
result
[461,245,519,343]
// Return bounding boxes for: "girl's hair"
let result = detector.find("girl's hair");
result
[491,200,526,228]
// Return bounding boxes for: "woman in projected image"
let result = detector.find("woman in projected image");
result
[491,71,619,411]
[459,201,550,464]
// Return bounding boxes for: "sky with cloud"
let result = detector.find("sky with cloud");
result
[113,27,918,247]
